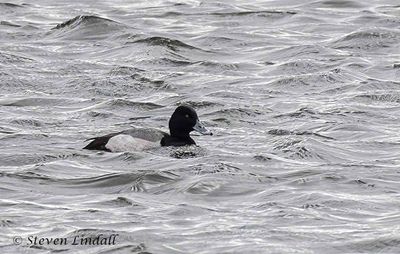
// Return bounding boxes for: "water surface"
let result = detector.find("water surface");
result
[1,0,400,253]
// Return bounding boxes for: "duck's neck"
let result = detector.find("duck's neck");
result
[161,132,195,146]
[170,131,191,139]
[171,131,196,145]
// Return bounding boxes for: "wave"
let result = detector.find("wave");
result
[0,51,34,63]
[331,28,400,51]
[107,99,163,109]
[0,2,24,8]
[306,0,366,8]
[0,21,21,27]
[266,45,337,61]
[101,196,141,207]
[10,118,43,127]
[177,100,223,108]
[53,15,121,30]
[266,67,358,92]
[77,99,163,113]
[351,93,400,104]
[211,10,297,17]
[126,36,210,56]
[129,36,196,50]
[0,151,86,167]
[346,11,400,28]
[273,107,318,119]
[148,57,194,66]
[204,107,262,119]
[268,129,334,140]
[271,137,352,162]
[192,60,240,71]
[157,10,296,19]
[266,59,328,76]
[354,79,400,92]
[49,15,128,40]
[0,97,76,107]
[1,170,180,194]
[107,66,145,76]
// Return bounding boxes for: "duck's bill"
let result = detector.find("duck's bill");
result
[193,119,213,135]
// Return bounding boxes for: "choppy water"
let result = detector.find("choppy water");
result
[1,0,400,253]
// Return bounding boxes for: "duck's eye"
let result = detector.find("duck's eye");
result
[185,114,189,118]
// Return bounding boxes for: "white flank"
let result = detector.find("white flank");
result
[105,134,160,152]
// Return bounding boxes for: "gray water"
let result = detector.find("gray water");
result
[1,0,400,253]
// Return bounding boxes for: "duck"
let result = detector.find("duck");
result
[83,105,212,152]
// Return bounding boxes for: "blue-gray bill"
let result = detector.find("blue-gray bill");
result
[193,119,213,135]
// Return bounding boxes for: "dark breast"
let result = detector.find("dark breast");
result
[160,135,196,147]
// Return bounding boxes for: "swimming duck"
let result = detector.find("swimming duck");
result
[83,105,212,152]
